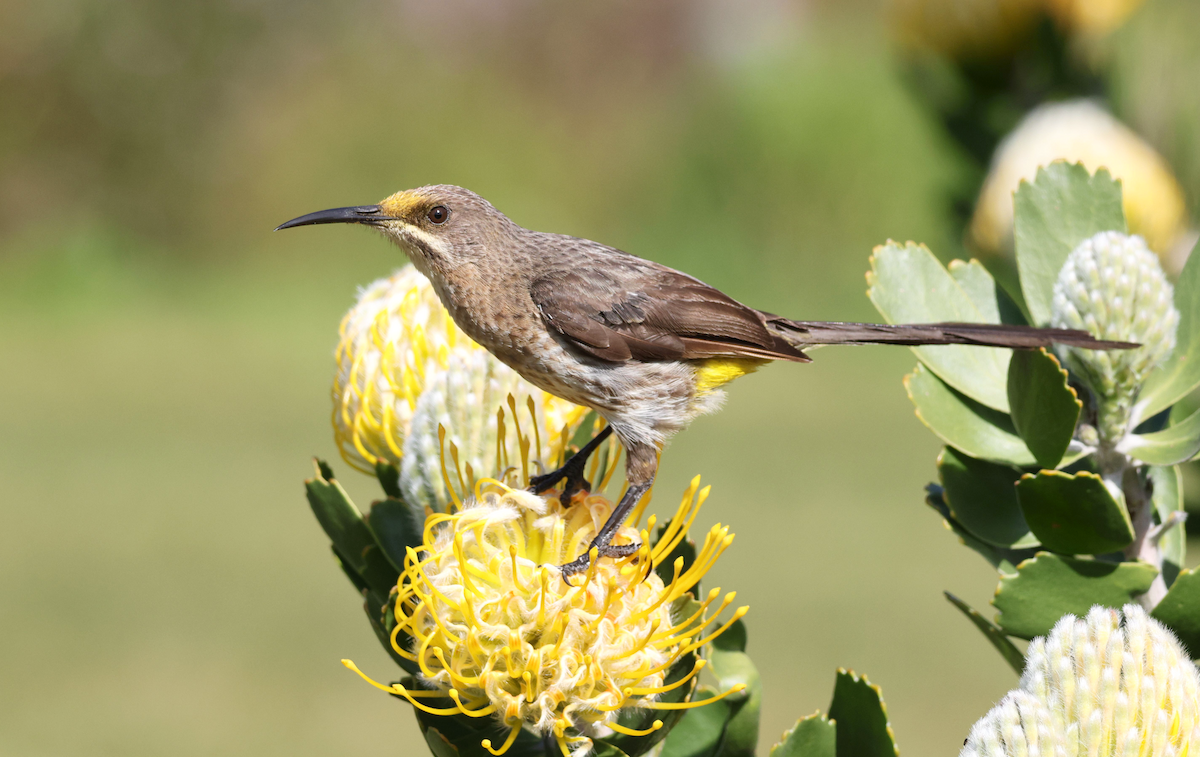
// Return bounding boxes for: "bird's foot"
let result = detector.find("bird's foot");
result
[528,463,591,501]
[558,541,642,583]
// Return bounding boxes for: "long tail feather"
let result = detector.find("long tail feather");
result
[772,320,1137,350]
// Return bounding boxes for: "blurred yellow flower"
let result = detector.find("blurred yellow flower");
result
[888,0,1042,58]
[345,473,745,757]
[970,101,1191,270]
[961,605,1200,757]
[1045,0,1148,36]
[889,0,1148,57]
[332,265,585,477]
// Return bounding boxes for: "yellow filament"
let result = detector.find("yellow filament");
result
[388,624,418,661]
[630,558,681,622]
[624,659,707,696]
[341,660,462,715]
[449,689,496,718]
[608,720,664,737]
[437,426,463,511]
[482,723,523,756]
[636,683,747,710]
[527,396,543,469]
[598,440,621,492]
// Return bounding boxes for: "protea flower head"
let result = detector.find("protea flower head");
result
[1051,231,1179,443]
[343,468,745,757]
[970,101,1190,269]
[961,604,1200,757]
[331,265,584,475]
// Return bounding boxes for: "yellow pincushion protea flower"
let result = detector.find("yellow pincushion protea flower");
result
[344,473,745,757]
[332,265,585,475]
[970,101,1191,269]
[961,604,1200,757]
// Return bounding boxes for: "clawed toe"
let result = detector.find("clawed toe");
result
[556,541,643,584]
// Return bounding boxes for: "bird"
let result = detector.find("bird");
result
[278,185,1134,577]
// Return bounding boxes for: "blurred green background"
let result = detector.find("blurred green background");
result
[2,1,1198,755]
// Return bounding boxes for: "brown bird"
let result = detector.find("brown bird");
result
[278,185,1133,577]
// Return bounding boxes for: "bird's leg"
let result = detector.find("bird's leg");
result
[559,443,656,579]
[529,425,614,500]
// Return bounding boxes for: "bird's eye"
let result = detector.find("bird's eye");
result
[427,205,449,225]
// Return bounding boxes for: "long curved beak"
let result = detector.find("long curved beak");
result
[274,205,388,231]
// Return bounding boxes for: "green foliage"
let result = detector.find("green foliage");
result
[944,592,1025,675]
[938,447,1036,549]
[1013,163,1127,326]
[905,364,1036,466]
[873,162,1199,673]
[1149,466,1187,587]
[1151,568,1200,658]
[658,618,761,757]
[1139,236,1200,417]
[1122,407,1200,466]
[765,671,898,757]
[827,671,900,757]
[994,554,1158,639]
[769,714,836,757]
[869,241,1011,410]
[1006,349,1081,468]
[1015,471,1134,554]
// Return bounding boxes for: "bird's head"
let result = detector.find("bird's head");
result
[276,185,515,279]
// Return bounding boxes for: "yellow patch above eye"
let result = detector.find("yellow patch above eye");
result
[692,358,766,394]
[379,191,425,219]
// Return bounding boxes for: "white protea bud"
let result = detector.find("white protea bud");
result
[401,349,585,514]
[1051,231,1179,443]
[962,605,1200,757]
[970,101,1191,270]
[331,265,584,475]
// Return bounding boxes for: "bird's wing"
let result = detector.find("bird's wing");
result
[529,263,810,364]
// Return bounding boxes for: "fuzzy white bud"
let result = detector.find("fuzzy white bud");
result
[961,605,1200,757]
[1051,231,1179,443]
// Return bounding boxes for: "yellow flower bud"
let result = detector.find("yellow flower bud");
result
[331,265,584,475]
[970,101,1191,270]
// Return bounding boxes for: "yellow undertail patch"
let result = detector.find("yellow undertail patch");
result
[692,358,768,394]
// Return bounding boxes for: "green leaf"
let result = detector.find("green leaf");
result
[1140,236,1200,417]
[905,365,1036,466]
[708,618,760,757]
[868,241,1011,411]
[1148,466,1186,588]
[364,587,419,675]
[827,670,898,757]
[1007,349,1082,468]
[944,592,1025,675]
[768,713,836,757]
[1121,406,1200,466]
[1015,471,1134,554]
[994,553,1158,639]
[659,686,731,757]
[306,460,376,575]
[1151,567,1200,659]
[1014,162,1127,326]
[949,259,1028,326]
[411,697,548,757]
[375,460,403,499]
[926,485,1038,573]
[938,447,1036,549]
[367,497,425,572]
